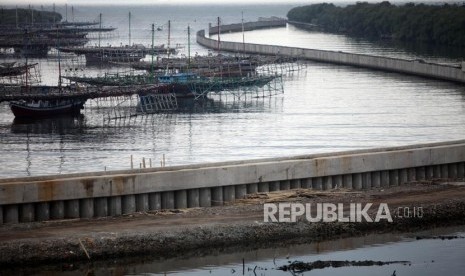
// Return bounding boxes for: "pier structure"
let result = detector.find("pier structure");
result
[0,140,464,224]
[0,15,116,57]
[0,83,171,103]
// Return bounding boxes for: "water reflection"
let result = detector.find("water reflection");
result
[11,115,86,135]
[1,95,284,178]
[3,226,464,276]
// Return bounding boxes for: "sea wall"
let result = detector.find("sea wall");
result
[196,21,465,83]
[1,140,465,224]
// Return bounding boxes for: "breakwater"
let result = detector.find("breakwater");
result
[1,140,465,224]
[197,20,465,83]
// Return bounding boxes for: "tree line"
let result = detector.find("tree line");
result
[287,2,465,47]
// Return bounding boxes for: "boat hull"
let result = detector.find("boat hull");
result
[10,100,86,118]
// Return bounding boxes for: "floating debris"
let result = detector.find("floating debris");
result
[278,260,410,273]
[416,235,465,240]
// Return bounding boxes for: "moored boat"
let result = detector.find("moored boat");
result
[9,98,86,118]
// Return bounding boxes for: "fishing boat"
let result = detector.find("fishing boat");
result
[0,62,38,77]
[9,98,86,118]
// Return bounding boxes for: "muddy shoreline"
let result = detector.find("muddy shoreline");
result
[1,183,465,269]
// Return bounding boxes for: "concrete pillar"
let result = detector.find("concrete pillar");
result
[136,194,149,212]
[280,180,291,191]
[148,193,161,210]
[199,188,211,207]
[94,197,108,217]
[235,184,247,199]
[248,183,258,194]
[389,170,399,186]
[223,186,236,203]
[343,175,352,189]
[109,196,122,216]
[458,162,465,178]
[175,190,188,209]
[448,163,458,179]
[290,180,301,190]
[362,172,371,189]
[211,187,223,206]
[433,165,441,178]
[187,189,200,208]
[312,177,323,190]
[416,167,426,181]
[407,168,416,182]
[4,205,19,224]
[20,204,35,223]
[399,169,408,185]
[122,194,136,214]
[35,202,50,221]
[301,178,312,189]
[269,181,280,191]
[324,176,333,190]
[258,182,270,192]
[381,171,390,187]
[65,200,80,218]
[333,175,342,189]
[425,166,434,180]
[80,199,94,219]
[371,171,381,188]
[161,191,175,209]
[353,173,362,190]
[441,165,449,179]
[50,201,65,220]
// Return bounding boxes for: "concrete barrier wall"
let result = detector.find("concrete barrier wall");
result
[196,22,465,83]
[208,20,287,35]
[1,140,465,224]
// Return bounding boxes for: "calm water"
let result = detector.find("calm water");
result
[127,227,465,276]
[1,4,465,178]
[6,226,465,275]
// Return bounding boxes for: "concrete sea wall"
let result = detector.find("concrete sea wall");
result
[197,21,465,83]
[1,140,465,224]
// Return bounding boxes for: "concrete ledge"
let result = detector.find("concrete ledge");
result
[0,141,464,206]
[196,21,465,84]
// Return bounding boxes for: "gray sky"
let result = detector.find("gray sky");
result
[2,0,450,6]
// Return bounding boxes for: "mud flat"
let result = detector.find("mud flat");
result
[0,181,464,269]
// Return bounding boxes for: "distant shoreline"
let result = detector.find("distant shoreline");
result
[287,2,465,47]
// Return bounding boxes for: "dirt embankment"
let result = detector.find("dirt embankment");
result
[0,181,464,268]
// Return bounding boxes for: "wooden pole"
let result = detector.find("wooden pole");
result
[128,12,131,46]
[217,17,220,53]
[99,13,102,48]
[167,20,171,58]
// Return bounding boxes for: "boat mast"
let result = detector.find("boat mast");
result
[72,6,74,23]
[15,6,18,29]
[129,12,131,46]
[167,20,171,58]
[57,26,62,88]
[53,3,56,25]
[242,11,245,53]
[217,17,220,53]
[187,24,191,70]
[25,57,28,91]
[30,5,33,26]
[151,23,154,82]
[98,13,102,48]
[65,4,68,22]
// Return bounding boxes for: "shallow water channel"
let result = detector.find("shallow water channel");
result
[6,225,464,275]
